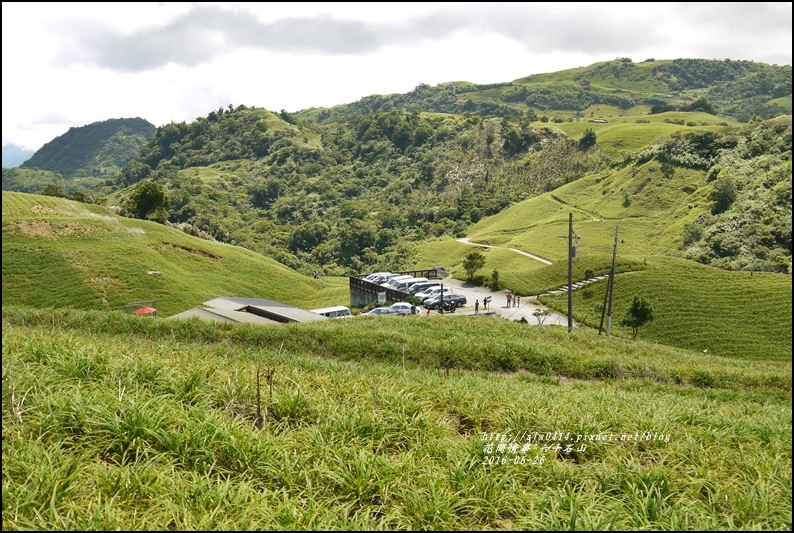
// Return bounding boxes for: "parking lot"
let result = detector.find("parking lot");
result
[418,278,573,326]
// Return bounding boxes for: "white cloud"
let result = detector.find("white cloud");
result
[2,1,791,151]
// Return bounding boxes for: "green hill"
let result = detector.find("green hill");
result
[412,117,791,359]
[3,59,790,280]
[440,116,791,271]
[301,58,791,124]
[542,257,792,361]
[106,111,790,279]
[1,191,346,316]
[21,117,155,179]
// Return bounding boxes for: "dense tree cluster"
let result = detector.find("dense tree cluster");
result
[652,59,792,122]
[120,106,280,185]
[111,106,606,276]
[504,83,637,111]
[669,118,792,273]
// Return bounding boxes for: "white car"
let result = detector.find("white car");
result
[365,271,392,283]
[362,307,401,316]
[415,286,453,303]
[390,302,418,315]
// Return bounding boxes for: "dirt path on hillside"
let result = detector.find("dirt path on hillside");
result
[456,238,552,265]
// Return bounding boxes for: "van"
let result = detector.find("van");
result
[309,306,352,318]
[394,277,429,292]
[381,275,412,288]
[407,280,439,295]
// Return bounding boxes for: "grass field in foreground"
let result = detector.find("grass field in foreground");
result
[2,307,791,530]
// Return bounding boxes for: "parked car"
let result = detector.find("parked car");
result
[365,271,392,283]
[390,302,418,315]
[415,286,453,303]
[381,275,413,288]
[309,305,352,318]
[407,281,440,295]
[362,307,402,316]
[392,277,428,293]
[423,293,467,310]
[368,273,394,284]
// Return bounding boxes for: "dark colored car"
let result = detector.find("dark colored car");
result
[423,293,467,310]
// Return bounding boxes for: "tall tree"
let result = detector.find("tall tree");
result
[579,128,597,150]
[621,296,654,339]
[462,249,486,281]
[127,180,170,223]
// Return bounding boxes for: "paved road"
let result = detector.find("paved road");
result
[422,277,575,327]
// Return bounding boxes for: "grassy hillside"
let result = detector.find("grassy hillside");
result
[1,191,345,316]
[541,257,792,361]
[427,153,712,266]
[2,308,790,529]
[544,111,736,159]
[483,160,710,258]
[412,235,790,361]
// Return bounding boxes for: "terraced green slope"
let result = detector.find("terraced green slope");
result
[542,256,792,361]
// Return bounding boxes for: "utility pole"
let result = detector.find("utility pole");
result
[559,213,579,334]
[606,225,620,336]
[567,212,573,334]
[598,226,623,337]
[598,274,611,335]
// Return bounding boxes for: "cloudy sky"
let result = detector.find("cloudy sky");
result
[2,2,791,151]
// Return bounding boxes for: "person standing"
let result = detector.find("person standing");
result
[516,295,521,307]
[475,299,479,314]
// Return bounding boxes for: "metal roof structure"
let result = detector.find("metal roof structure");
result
[202,297,329,324]
[167,306,281,325]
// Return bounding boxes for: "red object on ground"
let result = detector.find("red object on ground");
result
[134,305,157,315]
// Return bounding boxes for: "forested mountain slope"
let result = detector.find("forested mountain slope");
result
[21,117,155,179]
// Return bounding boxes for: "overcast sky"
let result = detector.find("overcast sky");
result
[2,2,791,151]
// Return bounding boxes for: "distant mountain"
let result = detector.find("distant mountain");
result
[2,143,35,168]
[298,58,791,124]
[21,117,156,179]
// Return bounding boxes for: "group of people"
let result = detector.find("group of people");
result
[506,293,521,308]
[473,293,527,313]
[472,293,527,314]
